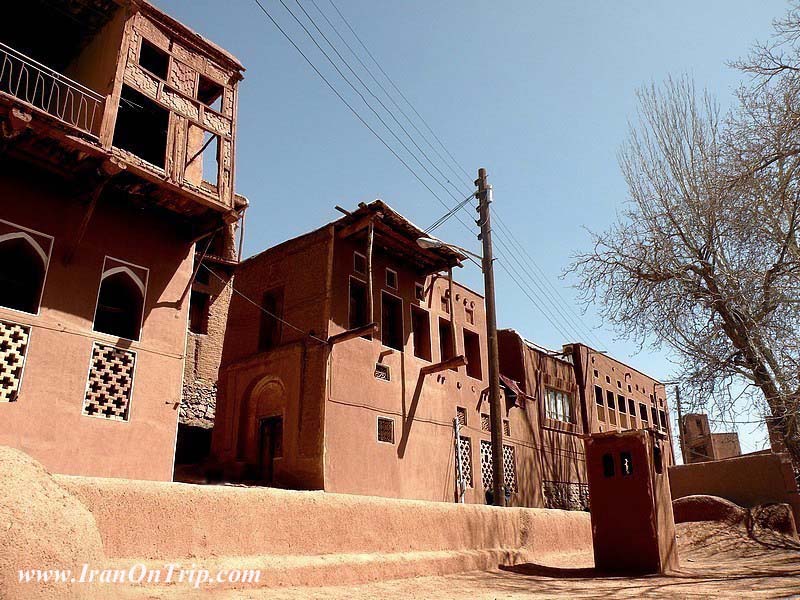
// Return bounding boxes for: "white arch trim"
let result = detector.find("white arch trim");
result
[0,232,49,266]
[101,266,146,296]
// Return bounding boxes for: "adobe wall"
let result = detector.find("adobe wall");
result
[498,329,588,511]
[181,262,233,429]
[211,227,334,487]
[0,163,191,481]
[324,236,538,506]
[572,343,674,462]
[55,473,591,562]
[669,452,800,530]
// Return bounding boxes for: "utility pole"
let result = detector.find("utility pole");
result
[476,167,505,506]
[675,386,686,464]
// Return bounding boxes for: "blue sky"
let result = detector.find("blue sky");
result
[157,0,788,455]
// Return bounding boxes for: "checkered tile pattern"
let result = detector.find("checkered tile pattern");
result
[0,319,30,403]
[82,343,135,421]
[457,436,473,488]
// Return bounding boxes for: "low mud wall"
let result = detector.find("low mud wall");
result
[669,452,800,531]
[55,475,591,560]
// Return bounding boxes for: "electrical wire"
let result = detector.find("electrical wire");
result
[200,262,329,345]
[252,0,604,348]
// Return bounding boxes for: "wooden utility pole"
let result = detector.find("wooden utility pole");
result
[476,168,505,506]
[675,386,687,464]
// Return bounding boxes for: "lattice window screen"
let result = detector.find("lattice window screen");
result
[503,420,510,436]
[543,481,590,511]
[0,319,30,403]
[480,441,518,494]
[480,413,490,432]
[82,343,135,421]
[503,444,517,492]
[377,417,394,443]
[456,406,467,427]
[480,440,493,490]
[457,436,473,488]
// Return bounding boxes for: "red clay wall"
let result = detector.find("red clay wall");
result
[498,330,588,510]
[325,236,532,505]
[212,227,333,487]
[669,451,800,530]
[572,343,674,463]
[0,164,191,481]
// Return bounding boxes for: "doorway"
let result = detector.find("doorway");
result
[258,415,283,485]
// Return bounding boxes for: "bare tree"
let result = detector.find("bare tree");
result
[571,63,800,470]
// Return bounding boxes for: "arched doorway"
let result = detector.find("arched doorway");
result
[237,376,285,484]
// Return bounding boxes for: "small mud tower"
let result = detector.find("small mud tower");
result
[584,429,678,574]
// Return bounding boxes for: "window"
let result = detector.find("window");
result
[465,307,475,325]
[606,389,615,409]
[628,399,636,418]
[659,410,667,430]
[439,318,454,362]
[0,319,31,403]
[605,375,611,384]
[503,445,517,492]
[113,85,169,168]
[189,290,210,334]
[621,451,633,476]
[456,406,467,427]
[381,292,403,350]
[602,453,615,477]
[503,420,510,436]
[258,288,284,351]
[463,328,482,379]
[457,436,473,488]
[0,228,51,314]
[185,126,220,188]
[415,282,425,302]
[138,39,169,79]
[348,277,368,330]
[385,268,398,290]
[639,403,649,422]
[377,417,394,444]
[545,388,574,423]
[410,305,431,361]
[197,74,224,112]
[374,363,390,381]
[593,369,599,379]
[617,394,626,414]
[594,385,604,406]
[93,259,147,341]
[481,413,490,432]
[82,343,136,421]
[651,407,659,427]
[617,380,622,389]
[353,252,367,275]
[441,295,450,313]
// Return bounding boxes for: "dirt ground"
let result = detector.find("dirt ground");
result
[115,521,800,599]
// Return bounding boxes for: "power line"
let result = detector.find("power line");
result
[201,262,329,345]
[324,0,473,189]
[251,0,465,227]
[252,0,601,345]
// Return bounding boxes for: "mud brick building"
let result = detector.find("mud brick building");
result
[680,413,741,464]
[498,331,674,510]
[212,200,534,504]
[0,0,245,480]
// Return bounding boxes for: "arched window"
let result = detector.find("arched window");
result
[93,266,145,341]
[0,232,49,314]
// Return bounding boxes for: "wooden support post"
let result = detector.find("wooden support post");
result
[448,267,457,356]
[327,322,378,345]
[366,220,375,326]
[421,355,468,375]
